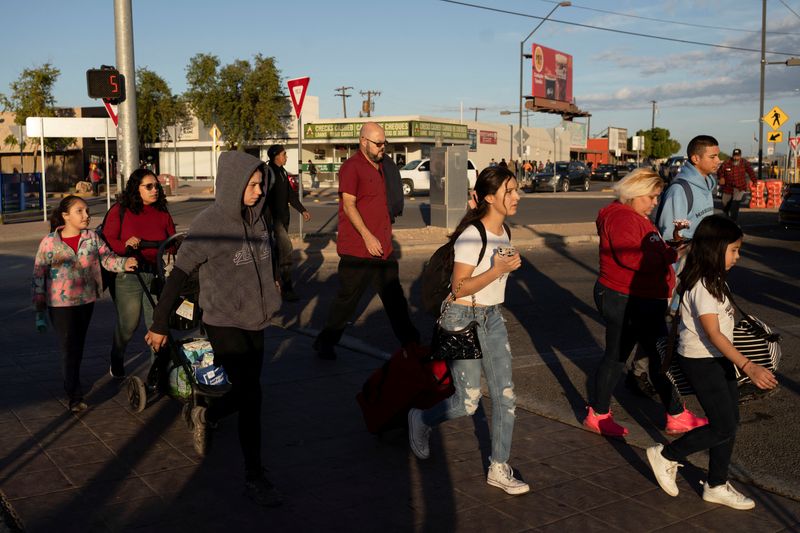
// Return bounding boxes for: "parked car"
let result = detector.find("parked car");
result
[528,161,591,193]
[398,158,477,196]
[660,156,687,181]
[591,164,619,182]
[779,183,800,228]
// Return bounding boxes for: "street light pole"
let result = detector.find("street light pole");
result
[757,0,766,180]
[518,2,570,163]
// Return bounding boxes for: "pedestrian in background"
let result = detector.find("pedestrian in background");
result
[33,196,137,412]
[105,169,176,379]
[647,215,777,511]
[717,148,755,222]
[308,159,319,189]
[267,145,311,302]
[408,166,530,495]
[145,151,283,507]
[313,122,420,360]
[585,169,707,437]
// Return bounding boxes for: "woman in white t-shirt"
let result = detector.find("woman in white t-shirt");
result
[407,166,529,495]
[646,215,777,511]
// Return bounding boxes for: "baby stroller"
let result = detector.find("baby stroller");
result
[125,232,231,419]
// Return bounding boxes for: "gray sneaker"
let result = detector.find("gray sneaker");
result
[487,461,530,495]
[702,481,755,510]
[646,444,681,497]
[191,406,210,456]
[408,408,431,459]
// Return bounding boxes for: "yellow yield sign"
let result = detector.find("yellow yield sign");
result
[767,131,783,143]
[763,106,789,130]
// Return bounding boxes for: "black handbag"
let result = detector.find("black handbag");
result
[429,282,483,361]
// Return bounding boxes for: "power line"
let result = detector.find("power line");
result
[334,86,353,118]
[469,106,485,121]
[535,0,799,35]
[439,0,800,57]
[779,0,800,21]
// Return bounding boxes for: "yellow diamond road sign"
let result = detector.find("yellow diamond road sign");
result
[763,106,789,130]
[209,124,222,139]
[767,131,783,143]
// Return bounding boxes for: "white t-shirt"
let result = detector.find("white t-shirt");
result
[453,224,510,306]
[678,281,735,359]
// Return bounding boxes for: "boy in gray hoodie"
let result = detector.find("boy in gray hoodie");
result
[146,151,282,507]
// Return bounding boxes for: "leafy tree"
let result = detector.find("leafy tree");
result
[628,128,681,159]
[136,67,190,146]
[184,53,289,150]
[0,63,75,174]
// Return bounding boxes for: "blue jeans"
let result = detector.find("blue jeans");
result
[422,304,516,464]
[110,271,155,367]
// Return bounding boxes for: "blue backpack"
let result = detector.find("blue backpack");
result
[654,178,693,225]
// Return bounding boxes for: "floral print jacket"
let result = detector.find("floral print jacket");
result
[32,228,128,309]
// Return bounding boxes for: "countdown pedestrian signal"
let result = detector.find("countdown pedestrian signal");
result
[86,69,125,101]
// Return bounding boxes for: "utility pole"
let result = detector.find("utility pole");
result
[114,0,138,191]
[650,100,657,131]
[757,0,767,180]
[360,90,381,118]
[334,86,353,118]
[469,107,485,121]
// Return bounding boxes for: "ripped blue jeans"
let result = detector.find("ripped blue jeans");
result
[422,303,516,464]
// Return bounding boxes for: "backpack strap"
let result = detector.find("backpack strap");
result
[676,179,693,214]
[471,220,512,265]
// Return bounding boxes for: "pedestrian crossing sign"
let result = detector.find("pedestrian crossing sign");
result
[767,131,783,143]
[763,106,789,130]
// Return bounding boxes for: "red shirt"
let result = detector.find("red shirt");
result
[103,203,176,265]
[337,151,393,259]
[717,158,756,193]
[596,201,677,299]
[61,233,80,254]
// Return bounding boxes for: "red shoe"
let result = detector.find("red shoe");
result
[665,406,708,435]
[583,406,629,437]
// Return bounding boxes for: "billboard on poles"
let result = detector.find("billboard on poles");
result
[608,127,628,156]
[531,44,573,103]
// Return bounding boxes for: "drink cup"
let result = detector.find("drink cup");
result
[497,245,516,257]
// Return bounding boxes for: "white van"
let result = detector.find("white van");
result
[399,158,478,196]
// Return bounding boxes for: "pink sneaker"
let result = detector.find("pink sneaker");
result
[665,406,708,435]
[583,406,629,437]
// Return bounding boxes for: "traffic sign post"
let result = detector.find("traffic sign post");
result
[287,77,310,238]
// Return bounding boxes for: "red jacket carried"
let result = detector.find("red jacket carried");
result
[596,201,677,299]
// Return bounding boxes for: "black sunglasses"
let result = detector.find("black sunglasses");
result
[140,183,159,191]
[364,137,388,148]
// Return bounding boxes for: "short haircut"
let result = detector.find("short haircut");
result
[686,135,718,159]
[614,168,664,203]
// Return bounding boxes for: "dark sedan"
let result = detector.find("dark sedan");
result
[591,164,619,182]
[528,161,591,193]
[779,183,800,228]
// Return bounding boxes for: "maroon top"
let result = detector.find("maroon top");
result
[61,233,80,254]
[337,151,392,259]
[103,203,176,265]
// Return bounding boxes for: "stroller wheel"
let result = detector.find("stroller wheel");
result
[127,376,147,412]
[182,399,195,430]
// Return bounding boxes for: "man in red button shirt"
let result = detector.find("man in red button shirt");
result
[313,122,420,359]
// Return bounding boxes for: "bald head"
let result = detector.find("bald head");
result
[359,122,386,164]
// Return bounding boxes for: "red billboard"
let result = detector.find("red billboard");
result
[531,44,573,103]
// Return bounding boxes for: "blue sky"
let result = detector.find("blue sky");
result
[2,0,799,156]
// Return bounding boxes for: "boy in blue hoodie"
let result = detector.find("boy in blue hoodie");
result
[657,135,720,239]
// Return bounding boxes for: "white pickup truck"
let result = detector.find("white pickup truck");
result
[399,158,478,196]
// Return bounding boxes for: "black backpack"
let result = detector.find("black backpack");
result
[420,220,510,316]
[653,178,693,226]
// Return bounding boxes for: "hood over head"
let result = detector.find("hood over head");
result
[215,151,267,221]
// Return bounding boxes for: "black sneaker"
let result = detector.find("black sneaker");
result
[109,360,125,380]
[625,371,657,399]
[190,406,211,456]
[244,468,283,507]
[69,400,88,413]
[312,339,337,360]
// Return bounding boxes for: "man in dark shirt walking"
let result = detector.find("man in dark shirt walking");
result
[313,122,419,359]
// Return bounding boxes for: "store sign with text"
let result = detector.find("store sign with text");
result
[480,130,497,144]
[531,43,573,103]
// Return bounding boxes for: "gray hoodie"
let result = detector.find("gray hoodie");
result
[172,151,280,330]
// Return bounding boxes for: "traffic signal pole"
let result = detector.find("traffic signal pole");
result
[114,0,138,191]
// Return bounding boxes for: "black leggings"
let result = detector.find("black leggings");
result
[662,356,739,487]
[204,323,265,477]
[49,303,95,403]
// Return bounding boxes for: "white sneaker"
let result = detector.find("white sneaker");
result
[487,461,530,495]
[646,444,682,497]
[408,408,431,459]
[702,481,755,510]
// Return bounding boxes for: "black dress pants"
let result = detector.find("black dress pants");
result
[49,303,94,404]
[316,255,420,349]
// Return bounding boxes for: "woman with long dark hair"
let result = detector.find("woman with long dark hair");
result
[33,196,136,411]
[647,215,777,510]
[104,168,175,379]
[408,166,530,495]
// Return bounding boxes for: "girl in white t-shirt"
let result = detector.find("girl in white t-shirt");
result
[407,166,529,495]
[646,215,777,511]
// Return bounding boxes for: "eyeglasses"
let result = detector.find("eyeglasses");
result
[140,183,159,191]
[363,137,388,148]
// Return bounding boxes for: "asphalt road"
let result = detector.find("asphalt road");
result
[4,195,798,500]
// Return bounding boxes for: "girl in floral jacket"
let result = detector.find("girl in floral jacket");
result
[33,195,137,412]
